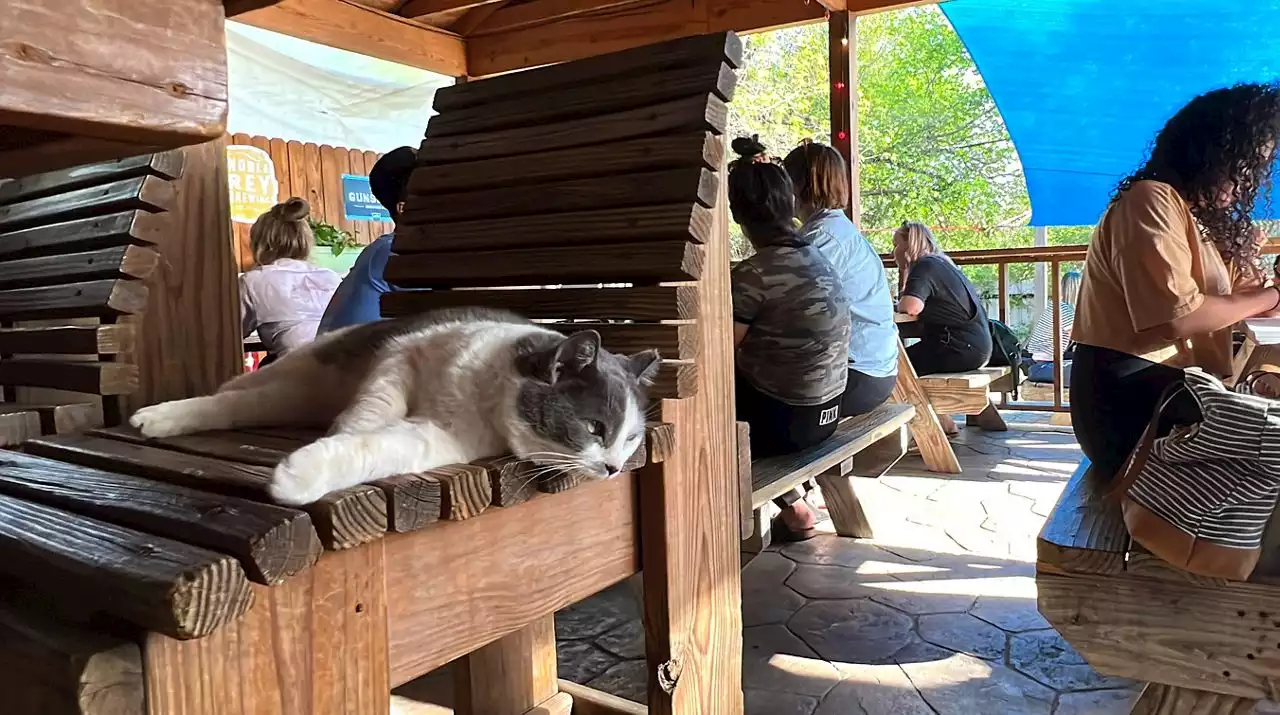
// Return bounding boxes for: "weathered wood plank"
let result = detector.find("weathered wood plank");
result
[0,245,159,291]
[647,421,676,465]
[394,202,713,254]
[0,359,138,395]
[0,408,41,445]
[419,94,727,164]
[454,616,558,714]
[385,241,705,288]
[381,285,700,321]
[0,449,320,585]
[428,62,737,137]
[1036,458,1129,575]
[0,176,175,233]
[0,402,100,435]
[557,681,647,715]
[435,32,742,111]
[0,211,166,261]
[91,427,294,468]
[1129,684,1257,715]
[373,473,442,533]
[751,402,915,508]
[650,359,698,400]
[400,167,718,224]
[474,456,541,508]
[406,133,722,196]
[0,324,134,355]
[22,434,387,551]
[428,464,493,520]
[0,493,251,639]
[737,420,752,540]
[0,279,149,321]
[890,340,961,474]
[0,592,144,715]
[0,152,184,205]
[547,323,695,360]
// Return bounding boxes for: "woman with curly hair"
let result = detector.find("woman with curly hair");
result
[1072,83,1280,480]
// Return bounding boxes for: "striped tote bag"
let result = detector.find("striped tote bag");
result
[1113,368,1280,581]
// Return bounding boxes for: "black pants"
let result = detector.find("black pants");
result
[762,369,897,511]
[736,373,842,511]
[900,324,991,376]
[1069,343,1201,481]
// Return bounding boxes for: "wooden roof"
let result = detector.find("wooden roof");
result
[235,0,923,76]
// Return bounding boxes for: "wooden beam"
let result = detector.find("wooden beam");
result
[454,616,557,714]
[467,0,922,75]
[828,12,860,225]
[399,0,489,18]
[451,1,508,36]
[238,0,466,75]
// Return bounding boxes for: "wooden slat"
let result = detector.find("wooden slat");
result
[0,359,138,395]
[419,94,727,164]
[0,279,149,321]
[394,202,713,254]
[0,245,159,291]
[427,62,736,137]
[647,421,676,464]
[381,285,700,321]
[0,450,320,585]
[474,457,541,508]
[650,359,698,400]
[406,133,722,195]
[303,142,326,218]
[90,426,294,467]
[385,241,704,288]
[0,409,41,446]
[0,176,175,233]
[750,403,916,507]
[0,151,184,205]
[401,167,717,224]
[737,419,752,540]
[1036,458,1129,575]
[0,402,100,435]
[546,322,695,359]
[373,473,442,533]
[435,32,741,111]
[0,210,166,261]
[23,435,388,551]
[428,464,493,520]
[0,493,252,639]
[0,324,134,355]
[0,592,144,715]
[556,681,646,715]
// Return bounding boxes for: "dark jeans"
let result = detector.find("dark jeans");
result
[899,323,992,376]
[1069,343,1201,481]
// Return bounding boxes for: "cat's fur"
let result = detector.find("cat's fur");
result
[129,308,661,505]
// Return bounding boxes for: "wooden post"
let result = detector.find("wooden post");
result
[638,155,744,714]
[828,11,859,225]
[997,263,1008,324]
[1051,259,1062,409]
[455,616,559,715]
[119,138,241,418]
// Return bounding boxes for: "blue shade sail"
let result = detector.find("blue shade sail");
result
[940,0,1280,226]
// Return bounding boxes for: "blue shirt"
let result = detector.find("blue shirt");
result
[799,209,899,378]
[318,234,393,333]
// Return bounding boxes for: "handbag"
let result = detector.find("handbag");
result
[1109,368,1280,581]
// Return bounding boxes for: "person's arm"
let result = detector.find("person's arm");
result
[239,275,256,340]
[897,258,936,317]
[1155,287,1280,339]
[734,323,750,346]
[730,262,767,348]
[898,295,925,316]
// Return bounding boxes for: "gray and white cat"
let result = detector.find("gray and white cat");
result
[129,308,660,505]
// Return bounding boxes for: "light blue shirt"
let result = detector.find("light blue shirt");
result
[318,234,394,334]
[800,209,899,378]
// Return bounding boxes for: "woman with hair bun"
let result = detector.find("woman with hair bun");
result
[240,197,342,358]
[729,135,852,542]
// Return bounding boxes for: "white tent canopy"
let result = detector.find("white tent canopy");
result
[226,22,453,153]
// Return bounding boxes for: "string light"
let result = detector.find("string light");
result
[834,80,846,91]
[841,37,849,46]
[837,130,848,140]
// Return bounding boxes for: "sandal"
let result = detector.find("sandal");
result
[771,506,818,543]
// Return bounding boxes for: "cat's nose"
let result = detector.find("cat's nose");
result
[605,463,620,476]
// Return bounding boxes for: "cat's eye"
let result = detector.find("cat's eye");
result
[586,420,605,437]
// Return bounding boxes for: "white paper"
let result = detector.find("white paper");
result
[1247,318,1280,345]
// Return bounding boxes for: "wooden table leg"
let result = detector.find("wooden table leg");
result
[891,340,962,474]
[815,470,873,538]
[455,616,559,715]
[1129,683,1258,715]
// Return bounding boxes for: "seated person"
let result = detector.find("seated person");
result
[319,146,418,333]
[893,221,992,376]
[1022,271,1081,385]
[1071,84,1280,481]
[784,140,899,417]
[729,136,852,543]
[240,198,342,357]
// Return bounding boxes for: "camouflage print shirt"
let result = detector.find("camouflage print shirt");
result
[732,240,853,406]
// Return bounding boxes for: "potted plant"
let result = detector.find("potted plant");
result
[308,218,362,275]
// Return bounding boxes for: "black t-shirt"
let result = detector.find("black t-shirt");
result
[902,255,992,350]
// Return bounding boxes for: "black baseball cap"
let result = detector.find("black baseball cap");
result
[369,146,417,221]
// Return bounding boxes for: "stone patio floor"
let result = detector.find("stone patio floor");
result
[393,413,1278,714]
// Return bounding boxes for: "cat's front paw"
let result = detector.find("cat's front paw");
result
[269,445,335,505]
[129,401,202,438]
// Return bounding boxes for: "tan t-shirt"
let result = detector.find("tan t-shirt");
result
[1073,180,1234,375]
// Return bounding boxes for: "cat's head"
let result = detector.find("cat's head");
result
[510,329,661,480]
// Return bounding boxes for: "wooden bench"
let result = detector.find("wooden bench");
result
[747,401,915,543]
[1037,458,1280,714]
[0,152,183,441]
[919,365,1012,432]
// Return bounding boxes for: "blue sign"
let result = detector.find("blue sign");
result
[341,174,389,222]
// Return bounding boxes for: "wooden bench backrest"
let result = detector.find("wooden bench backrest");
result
[382,32,743,401]
[0,152,182,432]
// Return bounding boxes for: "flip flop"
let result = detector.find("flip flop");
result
[771,514,818,543]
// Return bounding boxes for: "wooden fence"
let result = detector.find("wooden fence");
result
[228,134,394,270]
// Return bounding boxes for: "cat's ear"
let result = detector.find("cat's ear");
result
[547,330,600,382]
[625,349,662,387]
